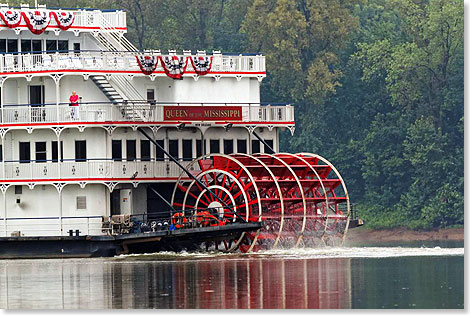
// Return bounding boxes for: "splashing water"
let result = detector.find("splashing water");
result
[115,245,463,261]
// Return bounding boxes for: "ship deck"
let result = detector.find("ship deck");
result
[0,221,262,259]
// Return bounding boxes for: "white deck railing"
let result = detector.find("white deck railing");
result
[0,216,105,237]
[2,102,294,125]
[0,51,266,74]
[4,159,193,181]
[0,8,127,32]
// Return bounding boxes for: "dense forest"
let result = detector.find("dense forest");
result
[12,0,464,229]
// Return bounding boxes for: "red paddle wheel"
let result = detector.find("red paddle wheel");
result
[171,153,350,252]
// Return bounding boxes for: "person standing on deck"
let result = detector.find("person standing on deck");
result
[69,91,80,120]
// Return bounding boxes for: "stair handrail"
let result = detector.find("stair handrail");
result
[97,11,138,52]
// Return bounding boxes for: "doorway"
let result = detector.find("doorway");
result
[29,85,45,122]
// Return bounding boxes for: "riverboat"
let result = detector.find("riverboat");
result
[0,3,360,258]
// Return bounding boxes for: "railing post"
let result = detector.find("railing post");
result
[55,76,60,123]
[58,189,62,236]
[0,78,4,123]
[3,190,6,237]
[1,136,5,181]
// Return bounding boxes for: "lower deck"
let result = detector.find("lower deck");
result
[0,221,263,258]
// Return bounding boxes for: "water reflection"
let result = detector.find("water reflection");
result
[0,249,463,309]
[0,258,352,309]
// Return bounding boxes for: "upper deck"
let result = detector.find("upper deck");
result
[0,50,266,79]
[0,4,127,34]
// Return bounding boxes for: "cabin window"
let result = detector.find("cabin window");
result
[75,140,86,162]
[76,196,87,210]
[35,142,47,163]
[264,139,274,154]
[155,140,165,161]
[126,140,136,161]
[141,140,151,161]
[252,140,260,154]
[15,186,22,195]
[210,140,220,154]
[182,139,192,161]
[58,40,69,52]
[19,142,31,163]
[196,139,203,157]
[46,40,68,52]
[7,39,18,53]
[112,140,122,161]
[0,40,5,53]
[46,40,56,52]
[73,43,80,53]
[0,144,3,162]
[21,39,41,53]
[237,139,247,154]
[169,140,179,160]
[52,141,63,162]
[224,139,234,155]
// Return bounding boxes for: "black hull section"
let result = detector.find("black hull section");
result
[0,222,262,259]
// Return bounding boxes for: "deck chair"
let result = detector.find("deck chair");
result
[5,54,14,71]
[42,54,52,69]
[22,54,32,70]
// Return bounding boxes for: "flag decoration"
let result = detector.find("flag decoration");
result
[190,56,212,76]
[22,10,51,35]
[136,55,159,75]
[159,55,188,79]
[51,11,74,31]
[0,9,22,28]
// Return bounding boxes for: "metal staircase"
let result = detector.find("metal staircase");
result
[90,12,146,107]
[91,75,124,104]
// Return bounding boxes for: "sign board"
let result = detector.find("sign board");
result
[163,106,243,121]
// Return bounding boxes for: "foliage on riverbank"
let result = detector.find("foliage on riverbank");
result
[16,0,463,230]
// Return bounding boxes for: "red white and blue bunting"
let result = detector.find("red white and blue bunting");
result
[190,56,212,76]
[0,9,75,34]
[159,55,188,80]
[0,9,22,28]
[51,11,74,31]
[22,10,51,35]
[136,55,159,75]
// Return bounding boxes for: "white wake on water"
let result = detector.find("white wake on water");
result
[116,246,464,260]
[250,246,464,259]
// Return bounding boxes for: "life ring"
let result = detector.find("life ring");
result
[171,212,187,228]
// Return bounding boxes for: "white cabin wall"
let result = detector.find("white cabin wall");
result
[60,128,107,160]
[3,79,18,105]
[4,75,110,106]
[61,184,109,218]
[1,184,109,236]
[249,78,261,103]
[136,77,260,103]
[132,185,147,215]
[5,185,59,220]
[3,184,109,218]
[59,76,110,104]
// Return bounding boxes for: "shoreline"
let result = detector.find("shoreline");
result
[345,226,464,244]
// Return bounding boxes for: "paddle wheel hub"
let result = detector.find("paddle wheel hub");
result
[171,153,350,252]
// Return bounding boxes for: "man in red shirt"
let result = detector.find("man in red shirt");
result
[69,91,79,120]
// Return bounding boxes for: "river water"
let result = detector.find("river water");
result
[0,241,463,309]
